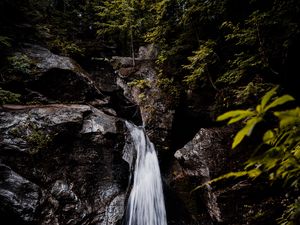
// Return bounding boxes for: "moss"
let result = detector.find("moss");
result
[138,93,147,102]
[9,127,22,136]
[128,79,151,90]
[26,129,52,155]
[0,88,21,104]
[48,38,85,56]
[7,53,33,74]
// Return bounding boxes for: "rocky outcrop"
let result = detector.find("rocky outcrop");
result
[0,164,40,223]
[174,127,232,179]
[170,126,289,225]
[168,127,233,224]
[0,104,128,225]
[111,45,175,151]
[3,45,102,103]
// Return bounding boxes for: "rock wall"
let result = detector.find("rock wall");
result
[0,45,131,225]
[111,45,175,152]
[0,104,128,225]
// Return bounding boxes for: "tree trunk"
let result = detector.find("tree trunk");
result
[130,27,135,67]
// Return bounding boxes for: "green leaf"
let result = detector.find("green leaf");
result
[232,117,262,148]
[293,145,300,158]
[227,111,255,124]
[274,107,300,128]
[232,124,251,148]
[265,95,294,111]
[263,130,275,144]
[256,104,262,113]
[247,168,262,178]
[260,86,278,110]
[217,110,253,121]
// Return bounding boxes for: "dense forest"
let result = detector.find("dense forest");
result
[0,0,300,225]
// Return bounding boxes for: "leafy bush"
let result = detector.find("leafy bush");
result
[183,40,218,88]
[49,39,84,56]
[0,88,21,104]
[7,54,32,74]
[128,79,151,90]
[216,86,299,225]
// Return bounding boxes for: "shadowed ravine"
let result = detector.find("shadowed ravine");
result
[124,121,167,225]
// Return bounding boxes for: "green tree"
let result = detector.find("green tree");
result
[95,0,152,65]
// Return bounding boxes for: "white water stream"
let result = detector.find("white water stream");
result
[124,121,167,225]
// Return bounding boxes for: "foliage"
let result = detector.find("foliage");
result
[49,39,84,56]
[216,87,300,225]
[128,79,151,90]
[95,0,153,56]
[232,81,273,106]
[7,54,33,74]
[278,198,300,225]
[0,88,21,105]
[26,129,52,155]
[217,86,294,148]
[157,77,180,102]
[183,40,218,88]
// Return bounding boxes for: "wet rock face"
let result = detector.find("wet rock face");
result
[4,45,102,103]
[174,127,232,179]
[0,164,40,223]
[0,104,90,154]
[0,104,128,225]
[86,60,119,93]
[168,127,233,224]
[111,45,175,151]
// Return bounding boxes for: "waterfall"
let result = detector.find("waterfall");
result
[124,121,167,225]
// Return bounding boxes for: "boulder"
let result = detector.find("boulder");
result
[3,44,102,103]
[170,126,290,225]
[0,164,40,224]
[0,104,128,225]
[170,127,233,224]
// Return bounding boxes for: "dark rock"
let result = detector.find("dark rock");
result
[112,45,175,151]
[0,104,91,154]
[111,57,135,69]
[171,87,216,150]
[214,180,288,225]
[170,126,290,225]
[84,58,120,93]
[4,44,102,103]
[137,44,159,60]
[174,127,232,179]
[169,127,232,224]
[0,164,40,223]
[80,107,117,134]
[0,104,129,225]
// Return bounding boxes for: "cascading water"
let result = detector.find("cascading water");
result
[124,121,167,225]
